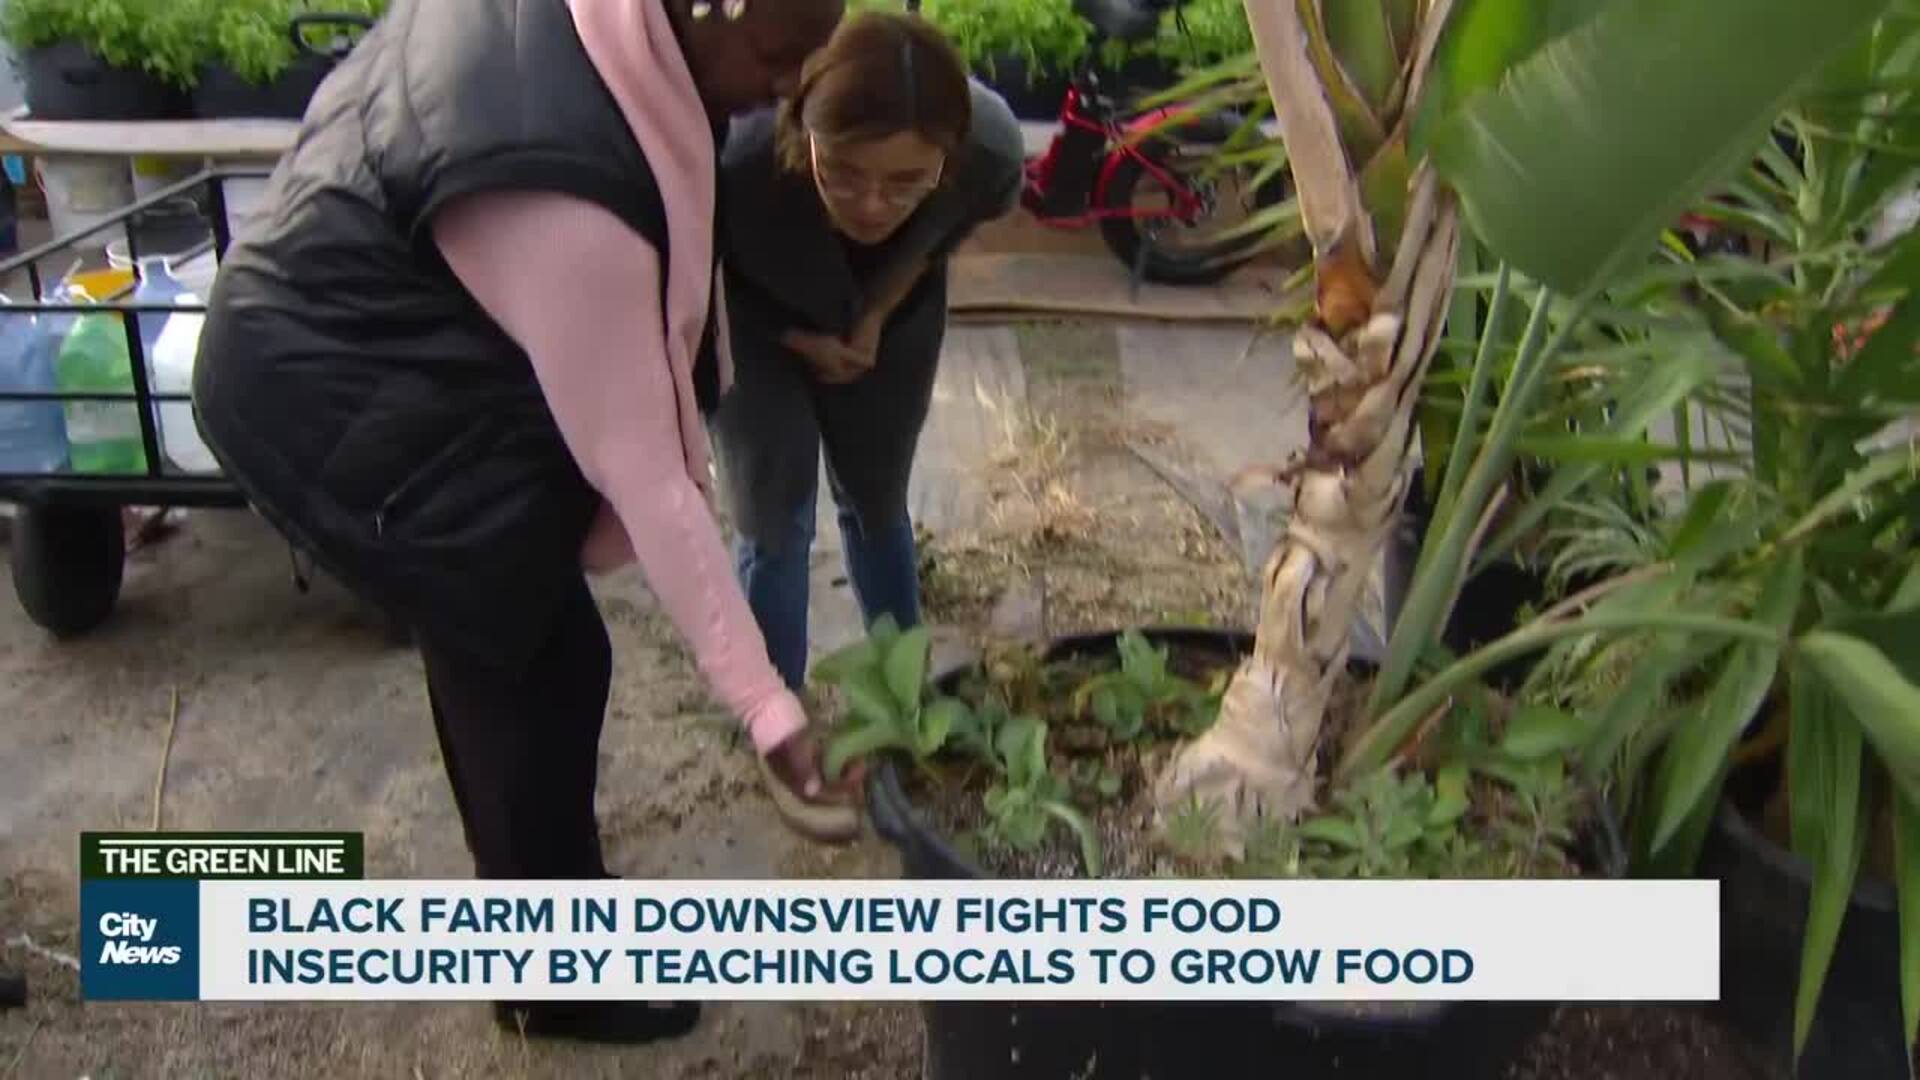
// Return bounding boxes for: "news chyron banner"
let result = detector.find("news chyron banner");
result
[82,832,365,1000]
[82,832,1721,1003]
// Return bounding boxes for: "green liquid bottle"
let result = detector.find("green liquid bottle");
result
[56,307,147,475]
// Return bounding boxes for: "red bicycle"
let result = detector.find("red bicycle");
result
[1020,0,1292,286]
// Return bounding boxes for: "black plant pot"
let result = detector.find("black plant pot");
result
[1696,760,1910,1079]
[866,627,1567,1080]
[1383,469,1559,690]
[22,41,190,121]
[191,58,334,120]
[977,52,1070,121]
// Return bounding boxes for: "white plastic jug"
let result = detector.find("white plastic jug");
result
[133,257,217,474]
[151,313,213,473]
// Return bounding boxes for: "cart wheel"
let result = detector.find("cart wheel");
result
[10,502,126,638]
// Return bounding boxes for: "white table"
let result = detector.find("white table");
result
[0,109,297,159]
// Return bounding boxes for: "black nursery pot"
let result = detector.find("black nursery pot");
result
[977,52,1070,121]
[191,58,334,120]
[1696,759,1910,1079]
[866,627,1564,1080]
[1386,466,1632,691]
[23,41,190,120]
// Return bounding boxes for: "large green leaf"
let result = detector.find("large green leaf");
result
[918,698,968,757]
[1784,681,1868,1062]
[1411,0,1610,152]
[1648,552,1805,855]
[1894,789,1920,1055]
[1787,672,1842,863]
[1425,0,1896,296]
[884,626,932,712]
[1634,755,1730,878]
[844,668,902,730]
[824,719,902,782]
[1800,631,1920,805]
[809,639,878,685]
[1321,0,1399,113]
[1832,606,1920,685]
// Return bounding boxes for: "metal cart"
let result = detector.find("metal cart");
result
[0,166,267,637]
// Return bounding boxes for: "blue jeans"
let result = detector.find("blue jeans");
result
[736,479,921,691]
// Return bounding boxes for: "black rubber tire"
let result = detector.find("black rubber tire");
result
[9,502,126,639]
[1096,135,1288,287]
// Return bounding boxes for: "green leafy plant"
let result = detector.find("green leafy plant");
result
[1162,795,1226,865]
[212,0,385,86]
[979,713,1103,875]
[139,0,216,89]
[0,0,160,71]
[1070,630,1222,742]
[917,0,1090,83]
[1141,0,1251,73]
[0,0,386,91]
[0,0,91,52]
[812,617,972,782]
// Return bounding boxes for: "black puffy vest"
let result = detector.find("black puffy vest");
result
[192,0,714,668]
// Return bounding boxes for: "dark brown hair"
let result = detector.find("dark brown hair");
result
[775,11,972,174]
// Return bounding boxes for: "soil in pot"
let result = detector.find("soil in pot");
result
[1698,751,1912,1080]
[23,42,190,121]
[862,627,1607,1080]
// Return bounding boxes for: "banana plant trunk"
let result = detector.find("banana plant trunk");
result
[1153,0,1461,857]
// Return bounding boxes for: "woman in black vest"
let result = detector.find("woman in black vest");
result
[709,11,1024,688]
[191,0,852,1044]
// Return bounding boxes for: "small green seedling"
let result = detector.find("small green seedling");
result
[981,714,1104,876]
[812,616,971,781]
[1067,757,1125,803]
[1070,629,1220,742]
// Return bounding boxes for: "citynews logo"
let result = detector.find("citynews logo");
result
[97,912,182,966]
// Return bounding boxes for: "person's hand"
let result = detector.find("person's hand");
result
[783,328,876,385]
[757,726,866,843]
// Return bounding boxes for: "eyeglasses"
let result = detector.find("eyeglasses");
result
[808,132,944,209]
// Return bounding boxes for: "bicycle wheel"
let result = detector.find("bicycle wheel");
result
[1096,132,1292,287]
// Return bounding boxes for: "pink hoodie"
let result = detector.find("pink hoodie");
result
[429,0,804,754]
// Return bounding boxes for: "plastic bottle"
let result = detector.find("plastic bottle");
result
[150,304,214,473]
[133,256,215,472]
[0,294,70,474]
[55,285,147,475]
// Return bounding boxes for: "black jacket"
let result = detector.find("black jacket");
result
[192,0,705,669]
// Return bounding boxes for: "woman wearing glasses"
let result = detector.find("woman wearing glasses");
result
[709,10,1023,688]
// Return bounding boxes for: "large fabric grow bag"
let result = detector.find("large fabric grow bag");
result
[1698,760,1909,1079]
[865,627,1602,1080]
[23,42,188,121]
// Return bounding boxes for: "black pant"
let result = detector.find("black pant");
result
[417,577,612,880]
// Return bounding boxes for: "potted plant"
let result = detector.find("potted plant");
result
[1519,71,1920,1075]
[191,0,380,120]
[818,617,1616,1079]
[2,0,191,120]
[806,0,1909,1076]
[913,0,1091,119]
